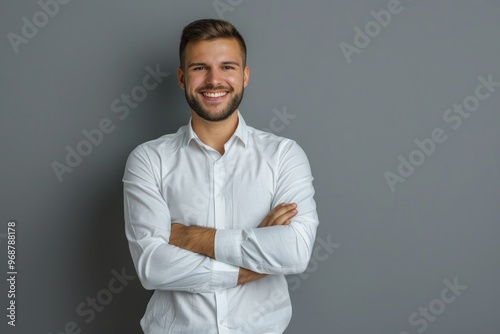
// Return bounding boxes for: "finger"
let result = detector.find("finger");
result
[263,207,297,227]
[259,203,297,227]
[268,203,297,223]
[271,208,297,226]
[270,203,296,217]
[259,205,283,227]
[270,202,288,211]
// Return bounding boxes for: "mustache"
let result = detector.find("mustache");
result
[197,85,231,91]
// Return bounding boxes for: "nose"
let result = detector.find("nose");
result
[205,67,223,86]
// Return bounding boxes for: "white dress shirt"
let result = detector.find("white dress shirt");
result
[123,111,319,334]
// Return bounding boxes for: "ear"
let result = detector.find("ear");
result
[177,66,185,90]
[243,65,250,88]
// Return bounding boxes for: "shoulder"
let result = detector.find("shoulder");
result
[246,125,305,157]
[127,125,188,162]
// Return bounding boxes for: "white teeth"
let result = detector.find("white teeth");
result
[203,91,227,98]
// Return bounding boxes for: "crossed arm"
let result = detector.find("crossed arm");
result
[168,203,298,284]
[124,141,318,293]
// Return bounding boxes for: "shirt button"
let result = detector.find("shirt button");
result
[216,193,221,198]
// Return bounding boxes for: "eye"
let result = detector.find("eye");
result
[193,66,205,71]
[222,65,234,70]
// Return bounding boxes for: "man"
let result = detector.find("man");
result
[123,19,319,333]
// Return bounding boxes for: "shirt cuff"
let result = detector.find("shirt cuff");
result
[214,229,243,267]
[210,259,239,290]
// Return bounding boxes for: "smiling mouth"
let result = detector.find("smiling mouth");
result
[201,91,228,98]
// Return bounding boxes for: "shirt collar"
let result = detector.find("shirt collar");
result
[183,110,248,148]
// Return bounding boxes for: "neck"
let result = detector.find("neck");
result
[191,111,239,155]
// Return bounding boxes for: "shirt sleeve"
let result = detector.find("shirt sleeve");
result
[123,145,239,293]
[214,140,319,275]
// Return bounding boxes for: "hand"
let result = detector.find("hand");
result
[237,267,267,285]
[258,203,297,228]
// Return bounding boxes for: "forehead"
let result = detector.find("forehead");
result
[184,38,243,64]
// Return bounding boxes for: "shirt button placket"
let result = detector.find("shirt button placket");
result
[213,159,225,229]
[213,159,229,333]
[215,289,229,333]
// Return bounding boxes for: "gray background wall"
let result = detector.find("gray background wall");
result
[1,0,499,333]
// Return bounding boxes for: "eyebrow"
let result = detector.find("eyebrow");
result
[221,61,241,67]
[187,61,241,68]
[187,62,207,68]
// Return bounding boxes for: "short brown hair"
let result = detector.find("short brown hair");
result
[179,19,247,69]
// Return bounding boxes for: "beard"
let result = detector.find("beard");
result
[185,84,244,122]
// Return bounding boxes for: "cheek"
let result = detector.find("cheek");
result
[185,77,202,92]
[186,72,203,82]
[226,75,244,87]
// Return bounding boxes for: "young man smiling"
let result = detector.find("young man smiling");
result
[123,19,319,333]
